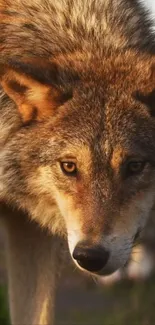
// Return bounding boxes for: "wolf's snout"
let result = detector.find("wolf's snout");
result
[73,242,109,273]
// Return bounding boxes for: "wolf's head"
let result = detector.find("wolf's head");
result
[1,51,155,276]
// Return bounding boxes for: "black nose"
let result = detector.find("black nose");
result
[73,242,109,273]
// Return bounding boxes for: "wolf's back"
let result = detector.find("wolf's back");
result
[0,0,154,60]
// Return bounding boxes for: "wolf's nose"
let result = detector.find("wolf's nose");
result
[73,242,109,273]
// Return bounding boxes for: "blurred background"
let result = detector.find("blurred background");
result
[1,1,155,325]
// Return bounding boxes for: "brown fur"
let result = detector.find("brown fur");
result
[1,0,155,324]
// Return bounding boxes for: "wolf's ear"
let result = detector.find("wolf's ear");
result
[134,89,155,117]
[0,59,72,123]
[133,64,155,117]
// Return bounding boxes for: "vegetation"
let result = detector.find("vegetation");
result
[0,285,10,325]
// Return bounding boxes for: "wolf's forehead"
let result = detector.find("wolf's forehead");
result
[54,126,113,162]
[54,105,148,159]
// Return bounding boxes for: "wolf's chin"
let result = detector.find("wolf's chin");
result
[74,259,125,277]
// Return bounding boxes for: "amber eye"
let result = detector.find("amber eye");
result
[126,161,146,175]
[60,161,77,176]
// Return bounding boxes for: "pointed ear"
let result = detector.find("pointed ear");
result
[133,63,155,117]
[0,59,72,123]
[134,89,155,117]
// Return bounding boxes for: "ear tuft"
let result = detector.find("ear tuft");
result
[8,79,28,94]
[134,89,155,117]
[0,58,73,123]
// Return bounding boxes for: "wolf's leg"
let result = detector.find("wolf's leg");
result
[3,209,64,325]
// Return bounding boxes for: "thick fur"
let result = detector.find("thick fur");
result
[1,1,155,324]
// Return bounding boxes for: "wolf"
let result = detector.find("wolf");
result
[0,0,155,324]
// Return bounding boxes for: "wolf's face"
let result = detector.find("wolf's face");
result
[1,51,155,276]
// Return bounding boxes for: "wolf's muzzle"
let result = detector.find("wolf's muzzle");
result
[73,241,109,273]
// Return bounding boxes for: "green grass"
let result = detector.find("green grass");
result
[0,285,10,325]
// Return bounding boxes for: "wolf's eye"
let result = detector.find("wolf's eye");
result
[126,161,146,176]
[60,162,77,176]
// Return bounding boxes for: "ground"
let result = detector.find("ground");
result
[55,268,155,325]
